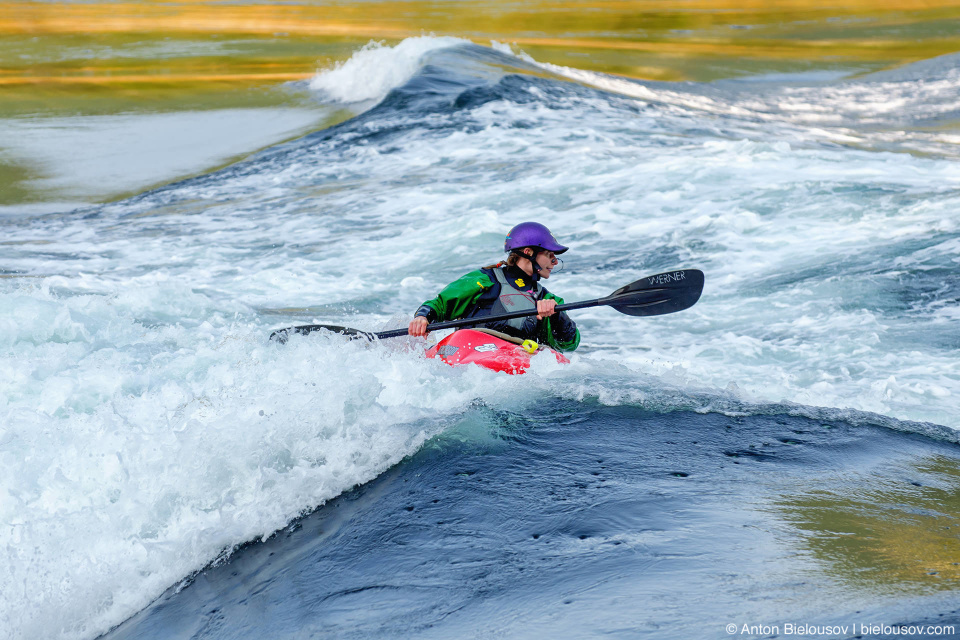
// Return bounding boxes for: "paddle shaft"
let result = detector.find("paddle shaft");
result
[372,297,605,339]
[268,269,704,343]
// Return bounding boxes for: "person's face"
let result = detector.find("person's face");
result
[536,250,559,279]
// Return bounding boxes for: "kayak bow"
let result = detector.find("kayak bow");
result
[425,328,568,375]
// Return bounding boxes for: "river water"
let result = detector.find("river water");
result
[2,37,959,639]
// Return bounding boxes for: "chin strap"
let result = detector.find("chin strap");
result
[511,248,542,281]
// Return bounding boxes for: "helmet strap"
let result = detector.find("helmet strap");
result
[526,248,542,281]
[509,248,541,281]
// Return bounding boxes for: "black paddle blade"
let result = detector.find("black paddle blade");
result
[606,269,704,316]
[268,324,376,344]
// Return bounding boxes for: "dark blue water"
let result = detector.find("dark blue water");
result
[104,402,960,639]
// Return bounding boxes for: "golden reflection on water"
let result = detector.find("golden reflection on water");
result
[3,1,959,204]
[780,454,960,594]
[3,0,960,90]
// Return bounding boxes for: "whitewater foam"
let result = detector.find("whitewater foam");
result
[308,36,468,104]
[1,281,565,639]
[510,47,960,156]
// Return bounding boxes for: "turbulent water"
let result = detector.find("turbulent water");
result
[2,36,959,639]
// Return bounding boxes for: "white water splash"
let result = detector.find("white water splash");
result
[309,35,467,103]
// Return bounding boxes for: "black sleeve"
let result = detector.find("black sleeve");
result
[415,305,437,321]
[538,286,578,343]
[551,310,578,342]
[517,313,540,337]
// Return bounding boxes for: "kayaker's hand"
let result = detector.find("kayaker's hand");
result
[409,316,429,337]
[536,299,556,320]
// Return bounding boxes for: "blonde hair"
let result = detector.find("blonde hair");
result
[503,248,533,268]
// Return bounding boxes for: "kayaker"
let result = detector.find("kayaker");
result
[407,222,580,352]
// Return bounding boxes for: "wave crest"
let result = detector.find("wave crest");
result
[308,36,467,104]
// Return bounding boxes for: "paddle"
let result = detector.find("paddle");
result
[269,268,704,344]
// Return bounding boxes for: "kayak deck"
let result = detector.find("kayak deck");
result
[425,328,569,374]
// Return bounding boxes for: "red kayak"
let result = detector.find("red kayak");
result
[425,328,569,375]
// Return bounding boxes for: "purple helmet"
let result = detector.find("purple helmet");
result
[504,222,568,254]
